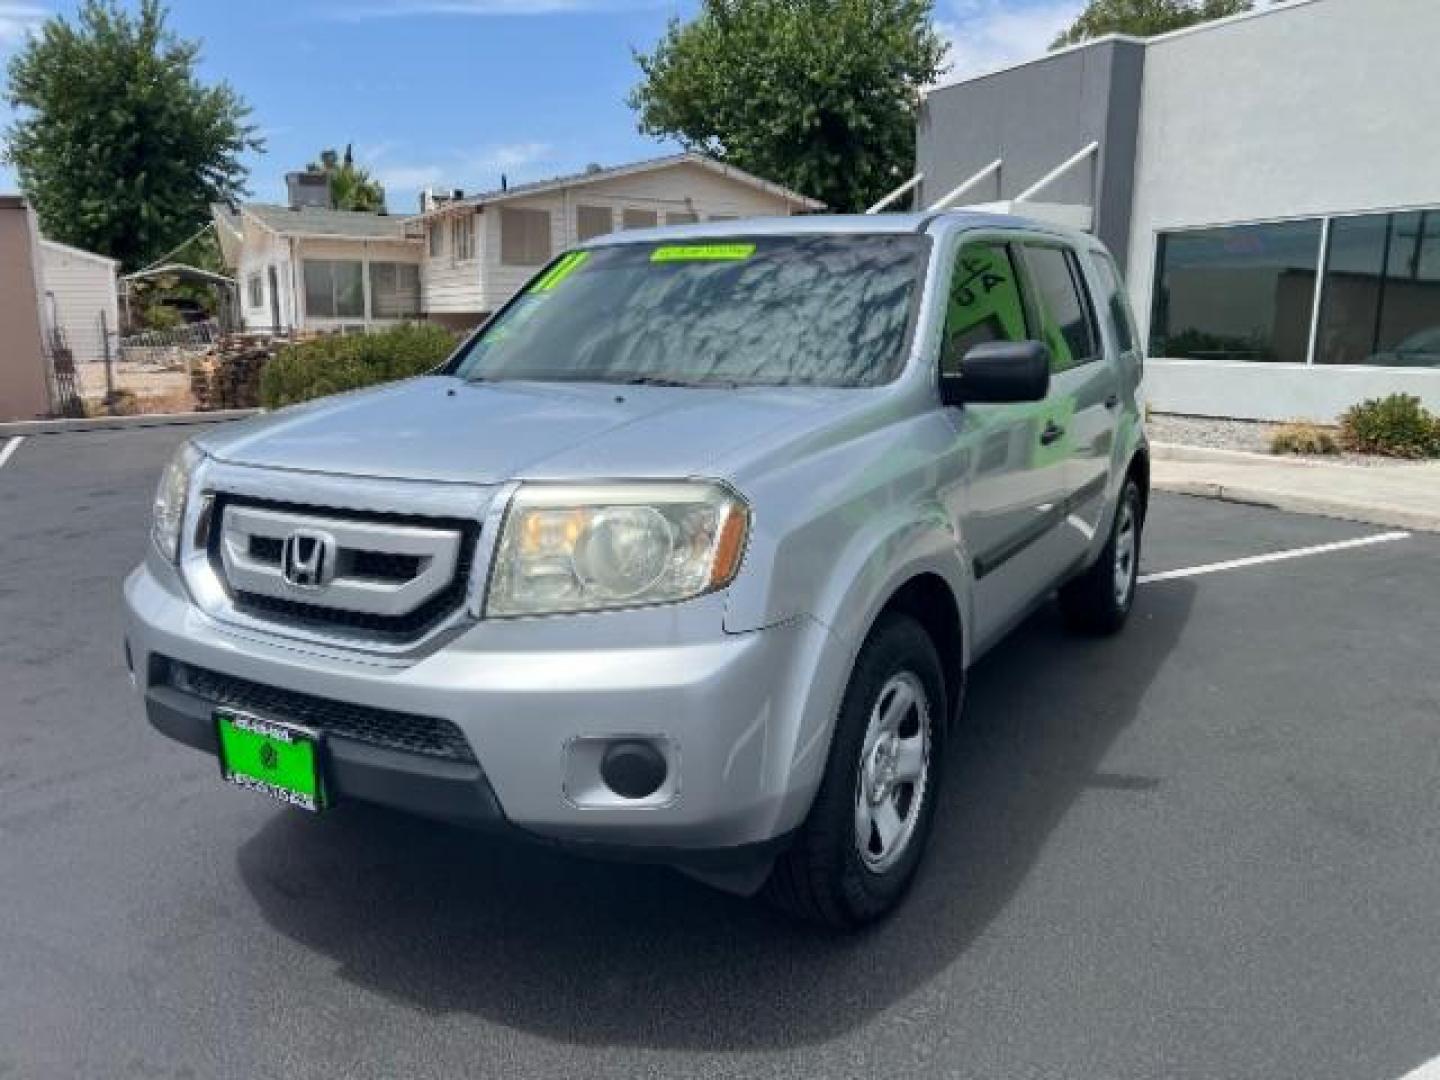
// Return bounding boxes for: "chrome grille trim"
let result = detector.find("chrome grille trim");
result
[177,458,498,659]
[219,503,461,618]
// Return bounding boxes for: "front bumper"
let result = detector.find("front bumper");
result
[124,556,847,856]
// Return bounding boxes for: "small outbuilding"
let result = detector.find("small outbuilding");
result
[38,238,120,364]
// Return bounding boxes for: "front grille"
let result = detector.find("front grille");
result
[349,549,423,582]
[209,494,480,644]
[165,658,477,763]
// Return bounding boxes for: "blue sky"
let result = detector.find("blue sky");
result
[0,0,1082,215]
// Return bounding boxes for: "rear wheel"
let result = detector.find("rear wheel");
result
[765,613,945,930]
[1058,477,1142,635]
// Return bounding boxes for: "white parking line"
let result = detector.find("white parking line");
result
[0,436,24,470]
[1397,1055,1440,1080]
[1139,531,1411,584]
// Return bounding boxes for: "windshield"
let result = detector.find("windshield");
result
[449,234,928,388]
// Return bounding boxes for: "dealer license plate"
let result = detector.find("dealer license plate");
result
[215,709,327,813]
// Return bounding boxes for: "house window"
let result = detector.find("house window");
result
[622,208,658,231]
[1316,210,1440,367]
[302,260,364,319]
[500,207,552,265]
[451,215,474,262]
[1150,220,1322,364]
[371,263,421,319]
[666,211,699,225]
[428,223,444,258]
[576,205,613,242]
[246,273,264,308]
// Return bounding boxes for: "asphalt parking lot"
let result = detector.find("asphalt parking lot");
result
[3,425,1439,1080]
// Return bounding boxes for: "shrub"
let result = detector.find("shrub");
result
[259,323,458,409]
[1338,393,1440,459]
[1269,422,1339,456]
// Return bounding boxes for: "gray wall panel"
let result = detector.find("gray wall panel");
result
[916,39,1145,265]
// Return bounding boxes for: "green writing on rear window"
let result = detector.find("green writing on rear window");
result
[530,251,590,293]
[651,243,756,263]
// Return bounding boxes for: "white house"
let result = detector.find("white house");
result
[212,203,423,333]
[38,238,119,363]
[415,153,824,329]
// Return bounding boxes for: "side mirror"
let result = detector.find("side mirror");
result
[940,340,1051,406]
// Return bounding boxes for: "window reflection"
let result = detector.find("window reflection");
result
[1150,220,1322,364]
[1318,211,1440,367]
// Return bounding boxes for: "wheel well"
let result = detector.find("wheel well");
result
[879,574,964,725]
[1128,448,1151,523]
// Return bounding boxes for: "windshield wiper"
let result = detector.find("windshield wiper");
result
[622,375,739,389]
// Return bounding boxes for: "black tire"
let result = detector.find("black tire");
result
[765,612,946,930]
[1058,477,1142,635]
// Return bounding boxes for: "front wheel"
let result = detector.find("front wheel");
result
[1058,477,1142,635]
[764,613,945,930]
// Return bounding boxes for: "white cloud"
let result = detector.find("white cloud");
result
[0,3,45,47]
[936,0,1084,85]
[481,141,551,171]
[370,141,555,200]
[331,0,660,18]
[375,163,447,190]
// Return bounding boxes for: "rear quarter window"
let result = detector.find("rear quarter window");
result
[1023,245,1099,373]
[1090,251,1140,355]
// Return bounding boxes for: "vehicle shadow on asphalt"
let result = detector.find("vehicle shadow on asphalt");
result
[236,581,1196,1051]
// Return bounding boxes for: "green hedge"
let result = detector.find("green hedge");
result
[1338,393,1440,459]
[259,323,459,409]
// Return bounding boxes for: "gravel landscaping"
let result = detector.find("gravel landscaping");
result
[1148,412,1424,467]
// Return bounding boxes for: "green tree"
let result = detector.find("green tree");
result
[630,0,946,213]
[1053,0,1254,47]
[306,144,387,212]
[3,0,263,271]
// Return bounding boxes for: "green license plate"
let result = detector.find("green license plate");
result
[215,709,327,812]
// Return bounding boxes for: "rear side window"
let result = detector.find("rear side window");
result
[1024,245,1099,373]
[939,241,1029,376]
[1091,251,1139,354]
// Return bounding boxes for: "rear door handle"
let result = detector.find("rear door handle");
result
[1039,421,1065,446]
[1104,393,1120,410]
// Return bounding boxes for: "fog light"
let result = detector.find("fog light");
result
[599,740,668,799]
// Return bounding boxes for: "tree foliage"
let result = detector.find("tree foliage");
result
[1053,0,1254,47]
[629,0,947,213]
[3,0,262,270]
[307,145,386,213]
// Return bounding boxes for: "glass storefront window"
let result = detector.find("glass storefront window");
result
[1150,219,1323,364]
[1317,211,1440,367]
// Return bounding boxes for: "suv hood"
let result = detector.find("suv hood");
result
[200,376,862,485]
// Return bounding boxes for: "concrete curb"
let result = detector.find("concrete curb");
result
[0,409,258,437]
[1153,476,1440,534]
[1150,441,1334,466]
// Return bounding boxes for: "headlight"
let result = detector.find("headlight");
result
[486,482,750,617]
[151,441,202,562]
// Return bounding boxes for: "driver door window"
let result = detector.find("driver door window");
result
[940,242,1030,375]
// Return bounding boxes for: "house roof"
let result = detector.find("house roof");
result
[120,263,235,286]
[412,152,825,222]
[241,203,418,241]
[38,238,119,268]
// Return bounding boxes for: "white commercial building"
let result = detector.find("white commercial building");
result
[914,0,1440,422]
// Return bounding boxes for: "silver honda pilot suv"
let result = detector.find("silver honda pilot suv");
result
[125,212,1149,928]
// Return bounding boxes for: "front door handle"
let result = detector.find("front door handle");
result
[1104,393,1120,410]
[1039,421,1066,446]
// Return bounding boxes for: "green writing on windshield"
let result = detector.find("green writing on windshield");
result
[530,251,590,293]
[651,243,756,263]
